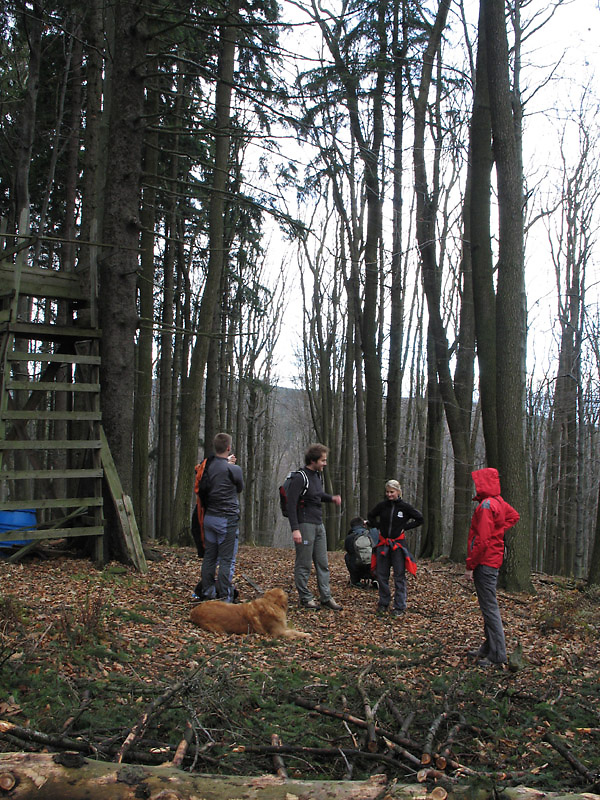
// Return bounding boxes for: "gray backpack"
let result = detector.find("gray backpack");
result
[353,529,373,567]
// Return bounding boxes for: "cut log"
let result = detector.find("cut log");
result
[0,755,389,799]
[270,733,288,779]
[1,753,599,800]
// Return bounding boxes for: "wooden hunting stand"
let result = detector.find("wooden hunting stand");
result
[0,213,146,570]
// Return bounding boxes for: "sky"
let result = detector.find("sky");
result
[266,0,600,389]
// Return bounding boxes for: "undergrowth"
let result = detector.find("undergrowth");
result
[2,640,599,791]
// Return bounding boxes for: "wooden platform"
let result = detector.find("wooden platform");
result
[0,220,104,561]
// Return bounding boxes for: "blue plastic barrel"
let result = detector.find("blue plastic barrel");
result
[0,510,36,547]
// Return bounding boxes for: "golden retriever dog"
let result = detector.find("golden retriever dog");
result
[189,588,310,639]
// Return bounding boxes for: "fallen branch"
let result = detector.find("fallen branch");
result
[61,690,91,736]
[436,716,465,770]
[422,711,448,765]
[114,669,200,763]
[0,720,100,757]
[231,743,411,772]
[543,733,598,785]
[385,698,414,737]
[357,663,378,753]
[291,696,419,750]
[240,573,264,594]
[168,721,193,768]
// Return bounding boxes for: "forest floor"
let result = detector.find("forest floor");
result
[1,543,599,795]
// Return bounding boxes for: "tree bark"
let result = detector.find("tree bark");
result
[1,753,596,800]
[412,0,473,562]
[133,85,159,540]
[312,0,387,508]
[99,0,147,506]
[172,4,240,542]
[483,0,532,592]
[385,0,409,483]
[588,478,600,585]
[469,1,498,468]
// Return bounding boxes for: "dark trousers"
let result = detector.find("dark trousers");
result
[376,546,406,611]
[200,514,239,602]
[345,553,371,584]
[473,564,507,663]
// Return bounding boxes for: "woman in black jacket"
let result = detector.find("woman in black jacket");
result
[367,480,423,618]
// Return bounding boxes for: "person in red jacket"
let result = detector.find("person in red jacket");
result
[464,468,520,667]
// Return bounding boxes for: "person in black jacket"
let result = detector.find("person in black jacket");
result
[286,443,343,611]
[196,432,244,603]
[367,480,423,618]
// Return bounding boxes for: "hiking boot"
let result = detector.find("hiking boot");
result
[468,648,485,660]
[321,598,343,611]
[391,609,405,619]
[376,605,388,616]
[477,657,506,669]
[300,599,319,609]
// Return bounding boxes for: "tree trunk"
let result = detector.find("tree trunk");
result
[420,334,444,558]
[99,0,147,507]
[412,0,473,562]
[133,85,159,540]
[588,477,600,585]
[0,753,595,800]
[386,0,408,482]
[13,1,42,230]
[313,1,387,508]
[469,1,498,469]
[172,5,240,542]
[483,0,532,592]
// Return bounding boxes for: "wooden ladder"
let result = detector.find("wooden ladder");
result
[0,217,104,562]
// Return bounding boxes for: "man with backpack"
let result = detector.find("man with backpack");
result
[194,432,244,603]
[344,517,378,588]
[285,443,343,611]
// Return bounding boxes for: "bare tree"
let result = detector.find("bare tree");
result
[482,0,531,592]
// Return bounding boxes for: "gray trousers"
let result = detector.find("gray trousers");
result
[473,564,507,663]
[294,522,332,604]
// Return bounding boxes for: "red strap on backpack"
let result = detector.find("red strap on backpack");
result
[194,460,207,550]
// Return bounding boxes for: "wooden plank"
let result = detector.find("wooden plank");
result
[0,497,103,511]
[0,322,100,339]
[0,527,103,541]
[100,428,146,574]
[123,494,148,573]
[1,468,103,480]
[6,541,38,562]
[6,381,100,392]
[0,440,102,450]
[8,277,84,301]
[0,263,81,280]
[8,351,101,365]
[1,410,101,421]
[114,496,138,566]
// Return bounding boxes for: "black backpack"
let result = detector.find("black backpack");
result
[279,468,309,518]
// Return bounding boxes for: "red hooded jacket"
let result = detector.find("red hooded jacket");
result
[466,468,520,570]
